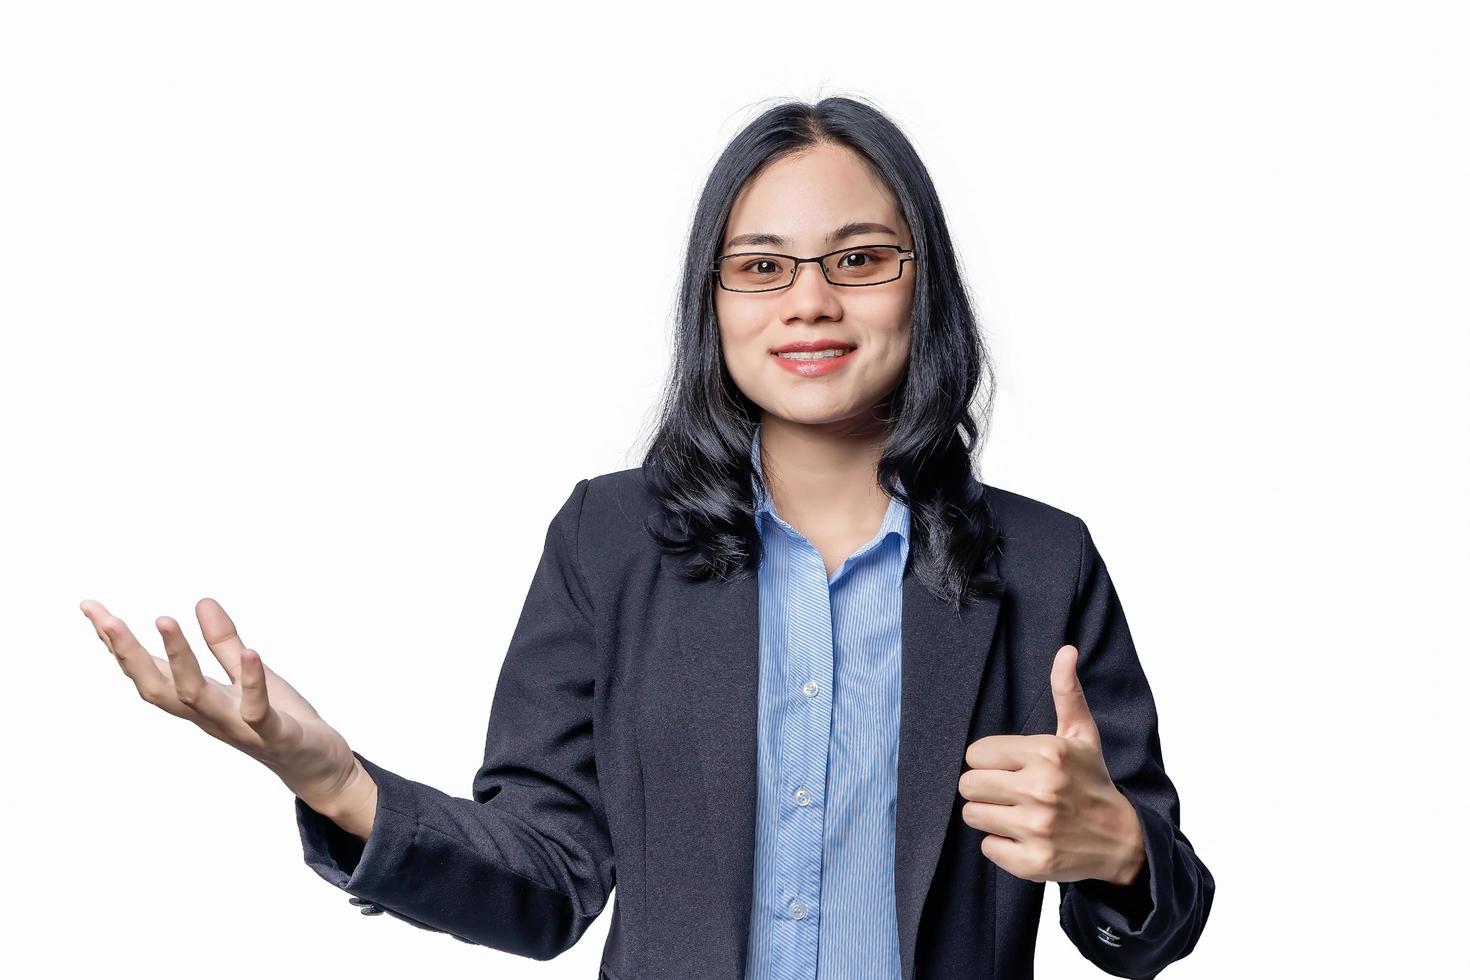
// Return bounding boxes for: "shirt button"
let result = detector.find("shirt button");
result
[794,787,812,806]
[802,681,819,698]
[788,898,807,920]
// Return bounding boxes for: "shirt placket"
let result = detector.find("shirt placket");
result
[770,526,833,979]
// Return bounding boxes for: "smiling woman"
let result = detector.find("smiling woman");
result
[83,94,1213,980]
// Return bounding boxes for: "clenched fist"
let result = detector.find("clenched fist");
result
[958,644,1146,886]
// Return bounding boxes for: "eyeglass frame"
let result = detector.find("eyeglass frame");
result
[710,242,918,293]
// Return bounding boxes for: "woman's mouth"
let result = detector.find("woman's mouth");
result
[770,346,857,376]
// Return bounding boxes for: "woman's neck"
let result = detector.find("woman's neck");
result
[757,415,893,538]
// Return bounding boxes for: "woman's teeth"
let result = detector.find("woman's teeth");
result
[776,348,852,360]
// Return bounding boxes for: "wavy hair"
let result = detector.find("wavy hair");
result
[639,95,1003,608]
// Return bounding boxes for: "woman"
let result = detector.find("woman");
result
[80,97,1214,980]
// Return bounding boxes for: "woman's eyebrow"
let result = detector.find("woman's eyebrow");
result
[723,221,897,250]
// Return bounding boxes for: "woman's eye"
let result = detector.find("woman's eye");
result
[841,251,871,267]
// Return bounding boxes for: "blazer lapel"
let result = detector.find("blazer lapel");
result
[673,562,761,979]
[894,563,1003,980]
[671,536,1004,980]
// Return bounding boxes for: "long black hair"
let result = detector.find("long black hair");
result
[639,95,1003,608]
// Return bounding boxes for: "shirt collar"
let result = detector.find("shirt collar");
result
[749,422,911,549]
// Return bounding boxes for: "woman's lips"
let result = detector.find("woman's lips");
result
[770,347,856,377]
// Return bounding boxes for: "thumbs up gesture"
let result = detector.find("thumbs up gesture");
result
[957,644,1146,885]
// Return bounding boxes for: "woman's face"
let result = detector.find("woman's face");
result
[714,142,915,432]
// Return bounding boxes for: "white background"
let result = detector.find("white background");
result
[5,2,1466,977]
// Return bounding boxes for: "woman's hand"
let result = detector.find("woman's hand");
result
[958,644,1146,886]
[80,596,366,818]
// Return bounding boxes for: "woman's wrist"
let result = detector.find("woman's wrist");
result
[317,760,379,842]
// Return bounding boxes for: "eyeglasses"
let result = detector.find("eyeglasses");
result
[711,243,917,293]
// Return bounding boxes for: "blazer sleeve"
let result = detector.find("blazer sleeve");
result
[1055,517,1216,979]
[293,477,615,961]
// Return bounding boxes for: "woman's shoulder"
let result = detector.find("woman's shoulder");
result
[572,466,663,563]
[582,465,657,525]
[980,482,1089,541]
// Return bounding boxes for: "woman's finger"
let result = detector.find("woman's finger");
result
[195,597,248,685]
[82,600,173,702]
[155,615,240,727]
[239,648,290,745]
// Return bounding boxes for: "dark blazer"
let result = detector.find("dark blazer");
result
[295,466,1215,980]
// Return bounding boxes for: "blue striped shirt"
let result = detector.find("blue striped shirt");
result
[743,422,911,980]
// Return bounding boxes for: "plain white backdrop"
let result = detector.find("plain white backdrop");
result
[5,2,1466,976]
